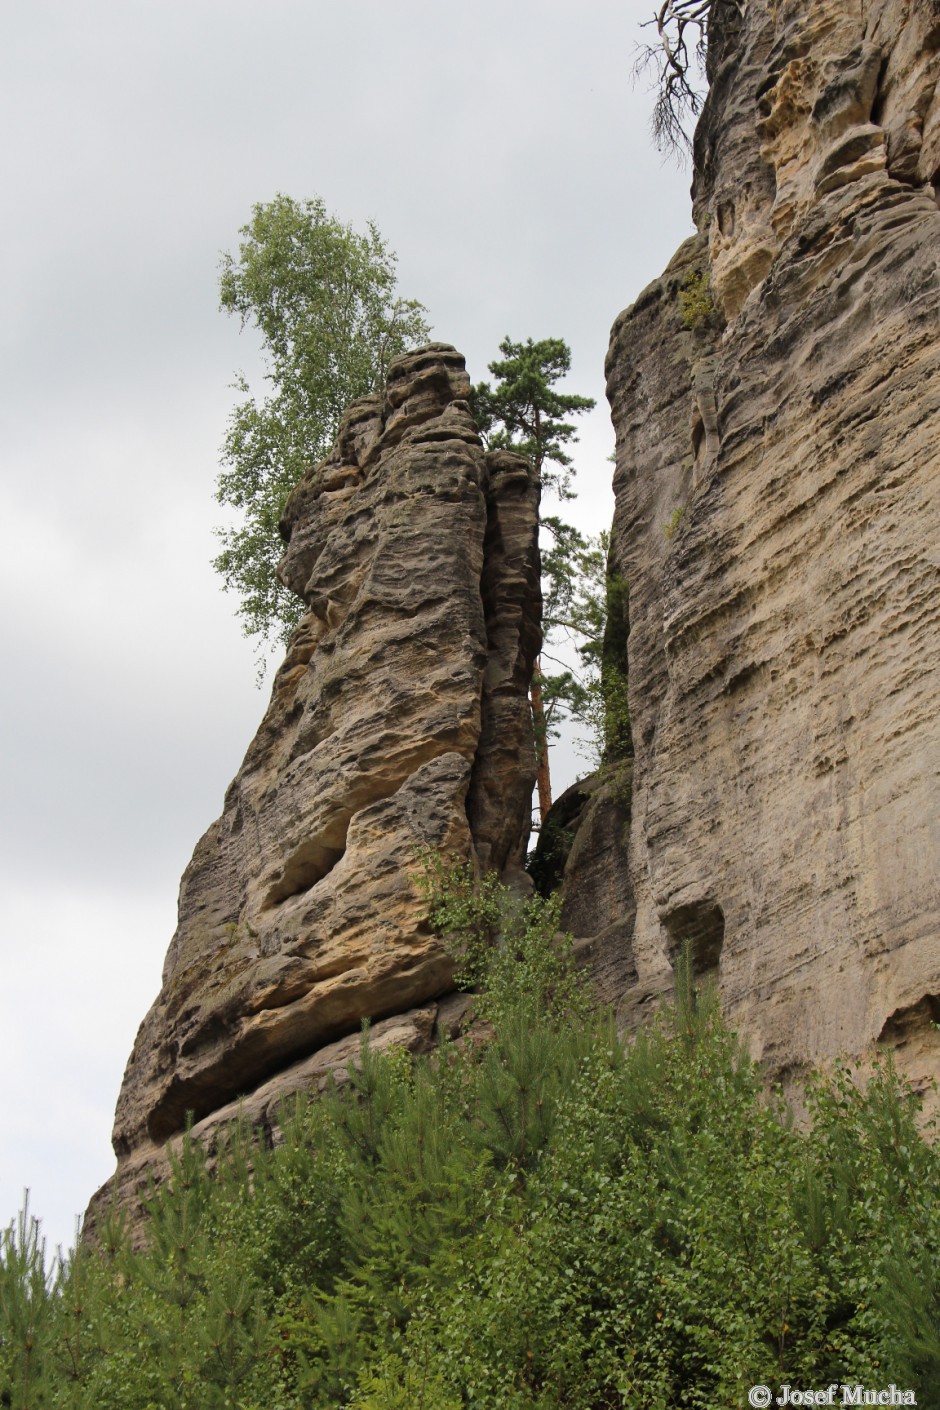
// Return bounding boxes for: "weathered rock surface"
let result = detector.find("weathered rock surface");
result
[93,0,940,1236]
[606,0,940,1094]
[89,994,475,1242]
[532,772,640,1013]
[93,344,539,1222]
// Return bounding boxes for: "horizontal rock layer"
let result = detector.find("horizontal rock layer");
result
[606,0,940,1093]
[93,344,540,1222]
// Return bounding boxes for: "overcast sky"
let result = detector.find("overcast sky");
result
[0,0,696,1256]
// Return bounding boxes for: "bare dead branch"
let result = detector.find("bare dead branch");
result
[635,0,738,156]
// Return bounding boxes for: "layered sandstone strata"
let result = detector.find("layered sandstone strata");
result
[606,0,940,1093]
[93,344,540,1220]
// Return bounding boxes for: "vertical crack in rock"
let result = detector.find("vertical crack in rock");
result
[606,0,940,1098]
[467,447,542,878]
[90,344,539,1228]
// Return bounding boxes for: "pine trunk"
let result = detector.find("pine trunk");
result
[529,663,552,822]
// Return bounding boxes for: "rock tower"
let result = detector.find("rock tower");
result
[91,344,541,1223]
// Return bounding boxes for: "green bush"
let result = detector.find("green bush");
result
[663,504,686,540]
[2,886,938,1407]
[677,270,715,331]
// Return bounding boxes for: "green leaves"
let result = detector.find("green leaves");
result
[0,1194,53,1409]
[471,336,594,501]
[538,518,632,767]
[4,907,940,1406]
[416,857,590,1030]
[214,194,431,659]
[471,334,626,780]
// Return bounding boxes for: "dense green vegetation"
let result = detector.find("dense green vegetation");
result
[2,878,939,1408]
[213,193,430,658]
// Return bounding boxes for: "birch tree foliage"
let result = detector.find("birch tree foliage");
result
[214,194,431,655]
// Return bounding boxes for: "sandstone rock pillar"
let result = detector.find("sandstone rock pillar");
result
[90,344,540,1225]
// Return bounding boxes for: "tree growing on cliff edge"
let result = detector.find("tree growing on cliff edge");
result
[214,194,431,657]
[636,0,742,153]
[471,338,597,819]
[470,337,594,502]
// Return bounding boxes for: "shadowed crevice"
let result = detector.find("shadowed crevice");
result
[662,900,725,981]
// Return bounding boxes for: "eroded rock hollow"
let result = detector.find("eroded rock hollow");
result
[93,344,540,1220]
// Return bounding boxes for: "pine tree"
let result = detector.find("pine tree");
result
[0,1194,52,1410]
[471,338,595,817]
[471,337,594,502]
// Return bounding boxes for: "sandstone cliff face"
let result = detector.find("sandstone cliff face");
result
[95,1,940,1232]
[96,344,539,1217]
[532,772,639,1013]
[606,0,940,1093]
